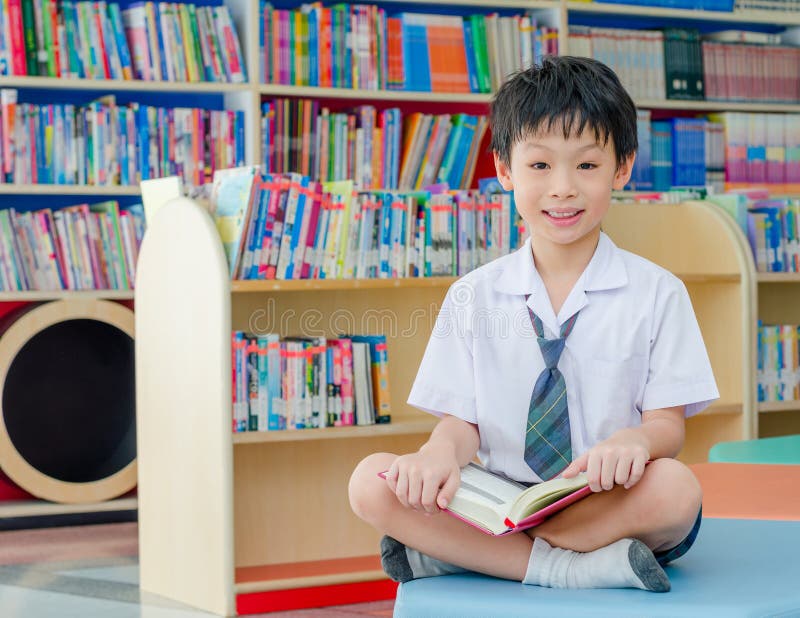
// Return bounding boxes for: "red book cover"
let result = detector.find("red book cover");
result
[7,0,28,75]
[319,7,332,88]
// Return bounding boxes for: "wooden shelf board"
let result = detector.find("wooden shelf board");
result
[379,0,558,6]
[676,273,740,283]
[0,497,137,518]
[566,2,800,25]
[235,556,385,593]
[757,273,800,283]
[0,76,248,94]
[759,401,800,413]
[231,277,457,293]
[258,84,491,103]
[703,403,743,415]
[233,418,437,444]
[0,184,141,196]
[0,290,135,301]
[634,99,800,113]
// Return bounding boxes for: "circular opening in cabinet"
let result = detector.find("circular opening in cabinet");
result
[0,300,137,504]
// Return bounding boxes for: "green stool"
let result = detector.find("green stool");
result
[709,435,800,465]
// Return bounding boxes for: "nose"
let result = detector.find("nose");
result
[548,167,578,199]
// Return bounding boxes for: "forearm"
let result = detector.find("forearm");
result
[420,414,480,467]
[621,406,686,459]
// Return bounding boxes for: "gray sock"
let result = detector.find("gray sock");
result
[523,537,670,592]
[380,535,467,583]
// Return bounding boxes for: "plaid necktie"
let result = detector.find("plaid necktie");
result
[524,299,579,480]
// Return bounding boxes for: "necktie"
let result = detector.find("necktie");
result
[524,298,579,480]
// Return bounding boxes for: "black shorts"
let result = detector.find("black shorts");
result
[653,507,702,567]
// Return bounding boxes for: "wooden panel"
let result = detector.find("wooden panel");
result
[135,198,235,616]
[759,411,800,438]
[603,202,745,276]
[757,283,800,324]
[680,413,744,464]
[233,435,427,568]
[231,286,448,423]
[686,283,743,408]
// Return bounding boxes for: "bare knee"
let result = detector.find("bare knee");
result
[640,458,702,533]
[348,452,398,528]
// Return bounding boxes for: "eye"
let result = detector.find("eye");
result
[530,162,549,170]
[578,162,597,170]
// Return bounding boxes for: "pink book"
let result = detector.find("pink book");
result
[379,463,591,536]
[299,183,323,279]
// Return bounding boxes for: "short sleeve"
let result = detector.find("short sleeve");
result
[407,283,477,422]
[641,277,720,417]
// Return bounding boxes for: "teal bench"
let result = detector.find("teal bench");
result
[393,518,800,617]
[708,434,800,465]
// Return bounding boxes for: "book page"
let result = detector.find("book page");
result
[457,463,526,506]
[508,473,589,524]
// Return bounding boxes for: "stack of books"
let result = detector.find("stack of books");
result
[260,4,558,93]
[0,89,245,189]
[0,200,145,291]
[208,167,522,281]
[261,99,488,191]
[0,0,246,82]
[231,332,391,432]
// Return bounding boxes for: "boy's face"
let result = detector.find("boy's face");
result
[494,126,634,252]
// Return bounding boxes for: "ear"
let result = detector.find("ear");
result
[493,152,514,192]
[612,153,636,190]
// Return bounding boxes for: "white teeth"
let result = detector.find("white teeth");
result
[547,211,578,218]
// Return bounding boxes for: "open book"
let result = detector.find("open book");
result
[381,463,591,536]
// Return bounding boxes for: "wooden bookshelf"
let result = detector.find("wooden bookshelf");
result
[565,1,800,25]
[634,100,800,114]
[0,497,137,519]
[0,76,250,94]
[759,401,800,414]
[231,418,438,445]
[231,277,458,293]
[0,290,135,302]
[0,184,142,196]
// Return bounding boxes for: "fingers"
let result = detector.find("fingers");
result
[562,453,588,478]
[585,451,602,492]
[614,455,633,487]
[599,453,617,491]
[625,456,647,489]
[437,470,460,509]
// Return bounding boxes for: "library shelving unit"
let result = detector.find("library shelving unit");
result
[135,197,756,616]
[754,273,800,437]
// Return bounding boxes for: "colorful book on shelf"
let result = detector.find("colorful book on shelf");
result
[210,165,260,278]
[379,463,590,536]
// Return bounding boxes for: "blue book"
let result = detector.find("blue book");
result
[284,176,310,279]
[400,14,431,92]
[308,6,319,87]
[462,20,479,94]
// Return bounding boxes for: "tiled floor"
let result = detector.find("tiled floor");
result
[0,523,394,617]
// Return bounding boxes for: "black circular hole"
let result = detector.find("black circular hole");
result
[2,319,136,483]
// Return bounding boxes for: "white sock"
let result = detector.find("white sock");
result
[523,537,670,592]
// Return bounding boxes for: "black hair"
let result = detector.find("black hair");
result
[490,56,638,169]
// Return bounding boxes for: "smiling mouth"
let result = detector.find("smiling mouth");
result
[544,210,584,218]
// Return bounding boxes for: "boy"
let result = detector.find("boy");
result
[348,56,717,592]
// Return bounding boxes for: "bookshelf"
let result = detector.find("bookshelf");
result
[135,198,755,615]
[754,273,800,437]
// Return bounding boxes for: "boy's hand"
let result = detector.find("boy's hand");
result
[562,430,649,492]
[384,445,461,514]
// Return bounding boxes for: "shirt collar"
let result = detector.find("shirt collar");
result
[493,232,629,298]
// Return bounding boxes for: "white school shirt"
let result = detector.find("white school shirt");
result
[408,232,719,483]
